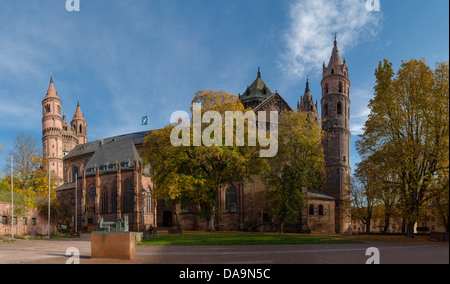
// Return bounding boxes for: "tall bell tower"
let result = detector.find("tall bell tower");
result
[42,76,64,184]
[321,36,351,234]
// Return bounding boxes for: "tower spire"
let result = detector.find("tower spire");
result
[305,75,310,93]
[257,67,261,78]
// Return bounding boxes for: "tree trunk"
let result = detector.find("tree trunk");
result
[279,221,285,234]
[406,222,415,238]
[206,206,216,232]
[366,219,371,234]
[401,218,406,234]
[383,213,390,234]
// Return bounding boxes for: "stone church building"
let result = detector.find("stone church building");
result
[51,38,351,234]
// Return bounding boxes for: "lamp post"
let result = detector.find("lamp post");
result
[141,188,151,240]
[11,154,14,241]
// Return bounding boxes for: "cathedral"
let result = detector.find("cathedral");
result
[51,38,351,234]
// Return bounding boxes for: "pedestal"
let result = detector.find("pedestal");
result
[91,232,136,260]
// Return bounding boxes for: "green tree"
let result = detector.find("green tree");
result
[357,59,449,238]
[265,111,324,233]
[143,90,268,232]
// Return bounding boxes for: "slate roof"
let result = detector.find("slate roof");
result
[84,138,142,170]
[64,131,150,160]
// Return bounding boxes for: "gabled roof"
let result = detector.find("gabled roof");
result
[253,91,293,113]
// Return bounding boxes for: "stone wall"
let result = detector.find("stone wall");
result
[0,202,50,236]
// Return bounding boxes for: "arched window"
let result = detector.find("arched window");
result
[123,180,135,213]
[111,187,117,213]
[72,167,78,182]
[225,185,237,213]
[331,69,334,74]
[318,205,324,216]
[79,125,83,134]
[101,187,109,214]
[338,82,343,93]
[324,104,329,116]
[309,204,315,216]
[337,102,343,115]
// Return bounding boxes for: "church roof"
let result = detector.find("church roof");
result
[253,91,293,113]
[64,131,150,160]
[239,68,273,104]
[84,138,142,171]
[307,188,335,201]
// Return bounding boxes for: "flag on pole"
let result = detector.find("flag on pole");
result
[141,116,149,126]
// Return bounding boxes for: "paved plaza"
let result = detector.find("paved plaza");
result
[0,235,448,264]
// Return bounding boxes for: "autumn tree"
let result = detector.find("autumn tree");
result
[2,132,57,208]
[142,90,268,232]
[265,111,324,233]
[357,59,449,238]
[351,172,378,234]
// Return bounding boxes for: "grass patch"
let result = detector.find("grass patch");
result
[341,234,434,244]
[138,231,359,246]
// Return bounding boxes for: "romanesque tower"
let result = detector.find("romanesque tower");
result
[42,76,88,185]
[71,101,87,145]
[321,36,351,234]
[42,76,64,183]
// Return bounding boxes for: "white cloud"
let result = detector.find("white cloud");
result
[280,0,382,79]
[349,87,374,135]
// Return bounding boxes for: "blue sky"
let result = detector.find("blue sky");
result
[0,0,448,173]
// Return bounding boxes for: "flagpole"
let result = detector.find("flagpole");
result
[11,154,14,241]
[75,173,77,233]
[48,168,51,239]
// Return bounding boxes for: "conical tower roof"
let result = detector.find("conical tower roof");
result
[72,101,85,120]
[328,34,343,67]
[45,76,60,100]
